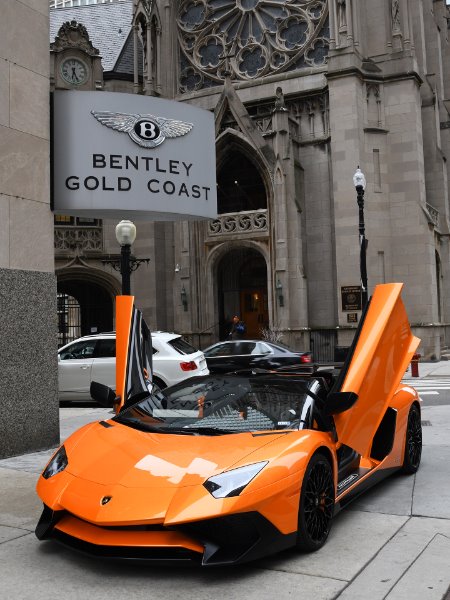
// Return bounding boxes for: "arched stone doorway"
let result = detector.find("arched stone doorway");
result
[56,268,119,346]
[217,247,269,340]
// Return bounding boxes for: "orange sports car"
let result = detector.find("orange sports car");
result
[36,283,422,565]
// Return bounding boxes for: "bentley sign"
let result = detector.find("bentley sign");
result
[53,91,217,220]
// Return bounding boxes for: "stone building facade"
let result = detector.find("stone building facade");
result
[51,0,450,360]
[0,0,58,458]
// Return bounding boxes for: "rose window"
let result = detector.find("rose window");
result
[178,0,329,92]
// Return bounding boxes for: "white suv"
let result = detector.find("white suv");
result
[58,332,209,402]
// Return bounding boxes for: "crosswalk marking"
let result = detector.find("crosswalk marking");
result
[408,386,450,390]
[401,378,450,396]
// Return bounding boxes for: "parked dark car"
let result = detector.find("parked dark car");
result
[203,340,312,374]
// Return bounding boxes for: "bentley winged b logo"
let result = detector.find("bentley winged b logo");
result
[91,111,194,149]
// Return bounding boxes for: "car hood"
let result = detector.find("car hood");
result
[65,420,287,489]
[40,422,309,527]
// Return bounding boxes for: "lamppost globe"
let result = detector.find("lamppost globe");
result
[353,166,366,190]
[115,220,136,247]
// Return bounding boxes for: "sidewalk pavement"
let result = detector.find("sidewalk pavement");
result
[403,359,450,379]
[0,397,449,599]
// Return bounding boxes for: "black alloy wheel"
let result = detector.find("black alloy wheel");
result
[401,404,422,474]
[297,452,335,552]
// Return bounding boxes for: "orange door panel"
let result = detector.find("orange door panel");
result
[335,283,419,456]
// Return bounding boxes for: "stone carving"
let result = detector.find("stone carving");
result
[55,228,103,253]
[208,210,268,236]
[286,92,330,141]
[51,20,99,56]
[337,0,346,31]
[274,87,288,112]
[366,83,382,127]
[391,0,401,32]
[426,203,440,229]
[178,0,329,92]
[142,0,153,16]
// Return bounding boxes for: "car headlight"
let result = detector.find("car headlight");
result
[42,446,68,479]
[203,461,268,498]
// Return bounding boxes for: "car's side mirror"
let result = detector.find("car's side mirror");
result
[324,391,358,416]
[90,381,117,407]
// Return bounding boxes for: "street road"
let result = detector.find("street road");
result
[403,378,450,407]
[1,377,449,599]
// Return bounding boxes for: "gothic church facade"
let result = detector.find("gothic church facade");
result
[51,0,450,359]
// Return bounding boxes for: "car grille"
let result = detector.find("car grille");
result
[52,528,201,562]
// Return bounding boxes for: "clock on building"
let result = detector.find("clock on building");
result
[60,57,89,86]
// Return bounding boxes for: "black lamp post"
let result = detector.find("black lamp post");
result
[101,220,150,294]
[115,220,137,295]
[353,167,368,309]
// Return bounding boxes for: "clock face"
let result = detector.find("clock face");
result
[60,58,89,86]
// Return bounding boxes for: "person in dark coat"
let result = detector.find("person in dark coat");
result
[229,315,246,340]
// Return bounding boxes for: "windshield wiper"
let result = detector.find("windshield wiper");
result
[114,418,166,433]
[168,426,235,436]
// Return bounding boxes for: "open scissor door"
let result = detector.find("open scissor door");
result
[116,296,153,411]
[333,283,420,457]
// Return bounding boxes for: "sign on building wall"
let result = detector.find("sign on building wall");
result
[341,286,362,311]
[52,91,217,220]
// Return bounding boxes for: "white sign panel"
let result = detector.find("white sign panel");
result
[53,91,217,220]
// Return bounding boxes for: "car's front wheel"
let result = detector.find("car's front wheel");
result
[297,452,335,552]
[401,404,422,474]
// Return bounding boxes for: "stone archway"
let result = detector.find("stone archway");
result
[56,266,120,346]
[217,246,269,340]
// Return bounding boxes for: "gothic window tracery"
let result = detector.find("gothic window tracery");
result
[178,0,330,93]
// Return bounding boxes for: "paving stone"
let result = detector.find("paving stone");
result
[261,509,408,581]
[0,534,346,600]
[386,533,450,600]
[336,517,450,600]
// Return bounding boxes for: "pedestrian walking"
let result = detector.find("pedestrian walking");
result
[229,315,246,340]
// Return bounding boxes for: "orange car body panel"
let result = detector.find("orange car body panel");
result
[37,421,336,536]
[115,295,134,410]
[335,283,420,457]
[56,514,205,553]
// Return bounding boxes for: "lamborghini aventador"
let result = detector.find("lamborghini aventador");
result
[36,283,422,566]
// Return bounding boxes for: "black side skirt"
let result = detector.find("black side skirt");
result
[334,466,398,514]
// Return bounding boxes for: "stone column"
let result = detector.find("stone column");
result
[328,73,366,338]
[0,0,59,457]
[146,21,153,94]
[156,26,162,94]
[133,24,139,93]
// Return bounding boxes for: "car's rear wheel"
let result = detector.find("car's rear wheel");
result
[297,452,334,552]
[401,404,422,474]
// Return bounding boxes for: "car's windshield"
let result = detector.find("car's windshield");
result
[113,375,320,435]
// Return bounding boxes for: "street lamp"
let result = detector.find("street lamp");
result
[115,220,137,295]
[101,220,150,294]
[353,167,368,309]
